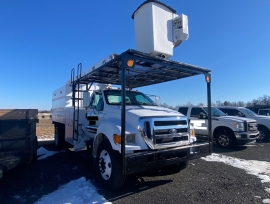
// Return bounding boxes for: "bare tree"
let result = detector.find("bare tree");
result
[260,95,270,105]
[236,101,245,107]
[186,101,193,106]
[168,106,174,110]
[216,101,222,106]
[160,103,168,108]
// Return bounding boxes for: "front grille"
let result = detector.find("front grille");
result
[154,128,188,135]
[156,136,189,144]
[138,117,189,149]
[154,120,187,126]
[248,122,258,132]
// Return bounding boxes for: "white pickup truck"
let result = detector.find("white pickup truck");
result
[176,106,259,148]
[218,106,270,141]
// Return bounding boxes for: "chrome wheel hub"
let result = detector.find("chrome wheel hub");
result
[258,130,265,140]
[218,135,229,146]
[99,150,112,180]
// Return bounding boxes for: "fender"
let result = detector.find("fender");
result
[92,118,148,158]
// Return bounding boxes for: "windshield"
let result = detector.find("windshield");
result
[203,107,227,117]
[239,108,257,116]
[104,90,157,106]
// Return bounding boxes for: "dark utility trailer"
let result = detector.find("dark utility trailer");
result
[71,49,213,176]
[0,109,38,178]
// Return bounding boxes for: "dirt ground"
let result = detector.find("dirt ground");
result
[36,118,54,140]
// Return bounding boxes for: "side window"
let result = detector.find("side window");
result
[178,107,188,116]
[219,108,229,115]
[96,98,104,111]
[227,109,237,116]
[190,108,205,117]
[135,95,148,104]
[90,92,102,107]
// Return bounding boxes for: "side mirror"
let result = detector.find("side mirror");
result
[237,112,245,117]
[83,92,90,108]
[198,113,208,119]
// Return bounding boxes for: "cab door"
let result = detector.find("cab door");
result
[85,92,105,137]
[189,107,208,135]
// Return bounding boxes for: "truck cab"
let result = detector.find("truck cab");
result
[83,89,196,153]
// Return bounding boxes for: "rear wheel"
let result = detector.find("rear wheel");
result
[54,123,65,149]
[96,140,126,190]
[257,127,269,141]
[216,131,235,148]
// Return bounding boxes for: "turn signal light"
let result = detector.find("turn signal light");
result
[191,128,196,136]
[113,134,121,144]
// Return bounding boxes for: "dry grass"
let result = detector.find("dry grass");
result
[36,118,54,140]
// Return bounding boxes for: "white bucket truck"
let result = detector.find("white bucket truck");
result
[52,0,212,190]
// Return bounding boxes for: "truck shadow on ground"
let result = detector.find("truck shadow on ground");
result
[212,140,270,154]
[95,167,179,202]
[41,144,177,202]
[212,144,247,154]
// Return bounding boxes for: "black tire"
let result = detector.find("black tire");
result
[171,161,189,172]
[54,123,65,149]
[96,140,126,190]
[257,127,269,141]
[159,161,189,174]
[177,161,189,170]
[31,136,38,163]
[216,131,235,148]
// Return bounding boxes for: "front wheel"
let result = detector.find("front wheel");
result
[96,140,126,190]
[216,131,235,148]
[257,128,269,141]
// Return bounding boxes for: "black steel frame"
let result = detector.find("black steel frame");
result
[71,49,212,175]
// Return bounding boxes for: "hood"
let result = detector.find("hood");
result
[106,105,184,118]
[250,115,270,120]
[217,115,256,123]
[127,106,182,117]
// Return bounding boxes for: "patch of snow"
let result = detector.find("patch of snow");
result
[13,195,26,202]
[37,138,54,141]
[263,198,270,203]
[35,177,111,204]
[266,188,270,193]
[37,147,59,160]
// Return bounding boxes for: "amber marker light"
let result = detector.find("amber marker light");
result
[205,75,211,83]
[113,134,121,144]
[191,128,196,136]
[127,59,134,67]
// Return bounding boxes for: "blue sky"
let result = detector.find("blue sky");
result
[1,0,269,110]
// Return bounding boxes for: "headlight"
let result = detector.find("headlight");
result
[113,134,136,145]
[233,122,244,131]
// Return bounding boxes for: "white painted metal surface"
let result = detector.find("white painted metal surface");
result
[133,2,188,58]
